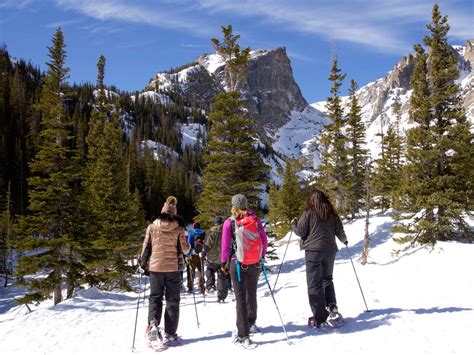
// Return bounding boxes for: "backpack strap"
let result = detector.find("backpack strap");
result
[226,216,242,282]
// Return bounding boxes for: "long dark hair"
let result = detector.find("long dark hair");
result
[304,189,336,220]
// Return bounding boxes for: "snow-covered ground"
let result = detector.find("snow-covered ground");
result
[1,212,473,354]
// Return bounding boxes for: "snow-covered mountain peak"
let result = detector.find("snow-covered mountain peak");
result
[310,41,473,162]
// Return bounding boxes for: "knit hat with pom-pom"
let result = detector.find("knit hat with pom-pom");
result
[161,196,177,215]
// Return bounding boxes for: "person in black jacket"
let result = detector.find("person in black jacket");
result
[291,188,348,328]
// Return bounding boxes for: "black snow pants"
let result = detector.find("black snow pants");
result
[229,260,261,338]
[148,271,182,336]
[206,261,231,300]
[305,249,337,323]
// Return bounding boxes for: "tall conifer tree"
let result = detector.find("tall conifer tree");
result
[0,182,15,287]
[318,58,350,215]
[83,56,144,289]
[395,5,473,246]
[346,80,367,218]
[197,25,267,227]
[268,159,306,238]
[16,28,78,305]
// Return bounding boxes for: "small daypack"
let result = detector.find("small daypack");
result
[189,229,206,254]
[231,214,263,265]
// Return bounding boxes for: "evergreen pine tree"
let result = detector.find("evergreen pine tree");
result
[268,159,306,238]
[197,26,267,227]
[395,5,474,246]
[211,25,251,91]
[318,57,350,216]
[16,28,78,305]
[346,80,367,218]
[0,182,15,287]
[83,57,144,289]
[373,114,403,212]
[372,113,389,212]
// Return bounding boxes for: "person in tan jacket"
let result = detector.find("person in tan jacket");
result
[140,196,190,346]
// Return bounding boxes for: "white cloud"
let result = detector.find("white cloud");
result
[0,0,34,8]
[54,0,214,37]
[49,0,472,54]
[196,0,473,53]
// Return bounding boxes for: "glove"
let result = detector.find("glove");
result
[343,240,348,246]
[199,251,207,258]
[137,266,149,276]
[220,263,229,275]
[138,255,147,270]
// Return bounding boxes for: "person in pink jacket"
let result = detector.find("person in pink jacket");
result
[221,194,268,349]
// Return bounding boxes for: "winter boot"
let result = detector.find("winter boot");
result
[233,336,257,349]
[163,333,181,347]
[145,321,165,350]
[326,304,344,328]
[145,321,160,342]
[249,324,261,334]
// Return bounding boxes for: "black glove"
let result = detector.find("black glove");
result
[138,255,146,269]
[343,240,348,246]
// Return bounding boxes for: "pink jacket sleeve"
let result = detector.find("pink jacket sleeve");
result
[220,218,233,263]
[257,218,268,257]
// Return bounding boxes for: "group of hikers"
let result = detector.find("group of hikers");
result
[139,188,348,350]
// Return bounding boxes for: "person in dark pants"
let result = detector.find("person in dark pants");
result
[140,196,190,346]
[186,222,206,294]
[202,216,232,302]
[221,194,268,348]
[291,188,348,329]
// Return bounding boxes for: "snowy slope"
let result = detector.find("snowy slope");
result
[1,213,473,354]
[180,123,204,149]
[271,107,328,159]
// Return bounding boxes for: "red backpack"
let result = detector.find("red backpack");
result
[231,214,263,265]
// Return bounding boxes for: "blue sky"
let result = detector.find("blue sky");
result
[1,0,472,103]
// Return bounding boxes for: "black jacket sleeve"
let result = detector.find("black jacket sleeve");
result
[292,210,310,240]
[334,215,347,244]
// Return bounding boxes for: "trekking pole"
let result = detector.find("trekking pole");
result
[201,256,206,305]
[142,275,147,307]
[272,230,293,292]
[187,259,200,328]
[131,269,143,351]
[345,245,370,312]
[261,259,291,345]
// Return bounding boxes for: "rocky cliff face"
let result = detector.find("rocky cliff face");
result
[144,47,315,144]
[238,48,308,133]
[344,54,415,127]
[458,40,474,118]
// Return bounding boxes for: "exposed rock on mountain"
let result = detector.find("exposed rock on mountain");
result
[144,47,323,147]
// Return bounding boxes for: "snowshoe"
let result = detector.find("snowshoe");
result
[145,323,167,351]
[326,306,345,328]
[233,335,257,350]
[163,333,182,347]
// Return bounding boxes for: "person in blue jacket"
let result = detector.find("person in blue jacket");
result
[186,222,206,294]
